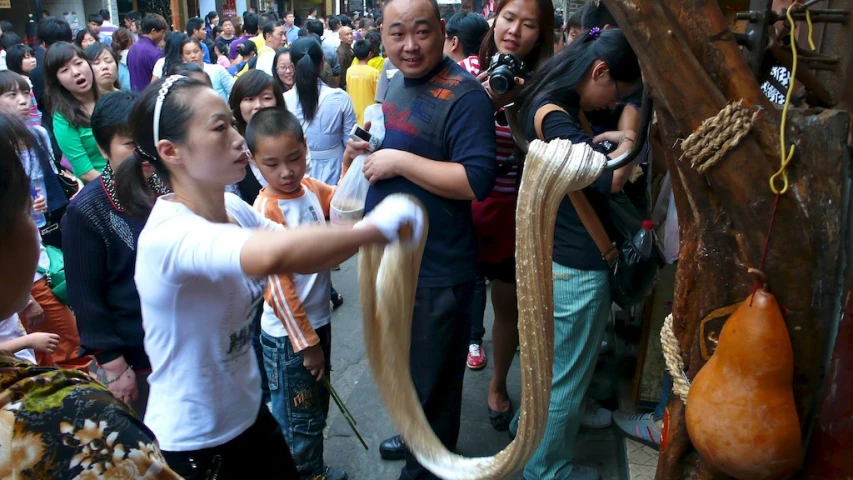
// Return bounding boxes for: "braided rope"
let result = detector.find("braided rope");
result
[661,314,691,405]
[680,100,759,174]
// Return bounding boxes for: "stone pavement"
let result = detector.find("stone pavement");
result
[323,257,627,480]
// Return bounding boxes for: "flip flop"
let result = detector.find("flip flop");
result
[488,400,514,431]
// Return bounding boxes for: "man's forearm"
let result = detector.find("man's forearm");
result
[396,153,476,200]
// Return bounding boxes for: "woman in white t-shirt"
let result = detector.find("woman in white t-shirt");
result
[114,75,422,478]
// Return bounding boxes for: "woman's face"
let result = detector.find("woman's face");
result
[91,50,118,91]
[211,16,220,26]
[493,0,541,61]
[81,32,97,49]
[167,88,248,186]
[239,85,278,123]
[275,54,294,89]
[56,54,94,96]
[579,61,628,111]
[21,53,37,74]
[182,41,204,66]
[0,88,30,120]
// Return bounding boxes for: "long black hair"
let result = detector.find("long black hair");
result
[228,69,285,135]
[44,42,100,127]
[0,113,33,247]
[518,28,639,123]
[115,76,208,218]
[290,37,325,124]
[161,31,189,79]
[445,12,489,58]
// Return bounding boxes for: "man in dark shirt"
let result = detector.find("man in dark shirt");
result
[127,14,167,92]
[343,0,496,477]
[336,26,354,89]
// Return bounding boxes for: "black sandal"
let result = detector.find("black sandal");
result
[488,400,514,431]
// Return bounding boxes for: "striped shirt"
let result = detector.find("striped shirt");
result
[254,179,336,351]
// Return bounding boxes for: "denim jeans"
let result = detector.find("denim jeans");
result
[469,275,487,344]
[261,325,331,479]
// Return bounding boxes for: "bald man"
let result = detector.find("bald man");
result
[337,26,354,89]
[342,0,496,477]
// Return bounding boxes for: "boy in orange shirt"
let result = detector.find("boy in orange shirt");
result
[246,107,348,480]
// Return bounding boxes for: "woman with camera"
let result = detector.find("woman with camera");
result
[472,0,553,430]
[511,29,641,480]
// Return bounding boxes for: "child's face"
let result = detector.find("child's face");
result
[252,133,308,194]
[102,133,136,171]
[21,54,37,74]
[0,88,31,120]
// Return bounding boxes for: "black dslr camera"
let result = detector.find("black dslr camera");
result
[486,53,529,95]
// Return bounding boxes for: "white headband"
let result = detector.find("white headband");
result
[153,75,184,145]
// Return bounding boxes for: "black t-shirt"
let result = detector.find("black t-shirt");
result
[525,94,615,271]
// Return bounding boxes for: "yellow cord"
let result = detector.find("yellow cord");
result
[806,8,816,51]
[769,7,813,195]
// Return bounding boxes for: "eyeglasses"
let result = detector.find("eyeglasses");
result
[276,65,294,72]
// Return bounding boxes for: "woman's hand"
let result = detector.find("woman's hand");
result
[27,332,59,353]
[592,129,636,149]
[358,194,425,244]
[302,343,325,382]
[33,191,47,213]
[102,357,139,405]
[477,71,526,110]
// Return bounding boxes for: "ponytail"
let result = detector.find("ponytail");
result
[115,151,159,218]
[290,37,325,124]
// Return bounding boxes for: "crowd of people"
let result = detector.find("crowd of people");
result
[0,1,660,479]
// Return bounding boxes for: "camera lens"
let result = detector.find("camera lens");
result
[489,67,513,95]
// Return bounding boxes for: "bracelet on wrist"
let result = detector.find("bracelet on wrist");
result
[103,364,133,385]
[619,137,635,147]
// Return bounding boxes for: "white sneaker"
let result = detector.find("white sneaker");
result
[581,396,612,429]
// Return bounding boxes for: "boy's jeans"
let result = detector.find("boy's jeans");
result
[261,324,331,479]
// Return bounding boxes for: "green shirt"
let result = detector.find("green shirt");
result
[52,112,107,180]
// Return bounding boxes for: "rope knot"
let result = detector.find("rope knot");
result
[680,100,760,174]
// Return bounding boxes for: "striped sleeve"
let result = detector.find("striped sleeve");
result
[304,178,337,218]
[254,195,321,351]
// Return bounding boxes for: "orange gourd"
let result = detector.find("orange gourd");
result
[686,287,802,480]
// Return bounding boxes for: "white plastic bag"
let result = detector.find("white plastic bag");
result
[363,104,385,145]
[330,154,370,225]
[651,173,680,263]
[330,106,385,225]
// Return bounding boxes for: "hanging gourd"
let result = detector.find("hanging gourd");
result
[686,279,802,480]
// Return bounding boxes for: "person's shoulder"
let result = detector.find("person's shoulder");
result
[66,178,108,217]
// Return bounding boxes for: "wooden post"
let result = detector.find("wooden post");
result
[601,0,852,478]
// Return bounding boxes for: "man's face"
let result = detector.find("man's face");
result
[267,25,286,49]
[339,27,354,46]
[381,0,445,79]
[88,21,101,35]
[193,27,205,40]
[285,14,295,25]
